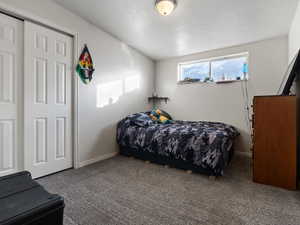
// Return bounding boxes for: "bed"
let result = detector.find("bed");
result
[117,112,239,176]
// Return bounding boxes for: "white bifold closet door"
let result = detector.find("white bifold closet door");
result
[24,21,73,178]
[0,13,23,177]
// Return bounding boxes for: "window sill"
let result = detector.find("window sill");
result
[177,79,248,85]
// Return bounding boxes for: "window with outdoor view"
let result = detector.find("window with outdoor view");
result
[178,53,249,83]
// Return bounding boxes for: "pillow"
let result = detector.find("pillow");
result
[150,109,172,124]
[129,113,154,127]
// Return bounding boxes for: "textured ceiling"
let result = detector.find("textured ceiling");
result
[54,0,299,60]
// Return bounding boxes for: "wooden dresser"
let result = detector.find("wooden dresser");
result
[252,95,297,190]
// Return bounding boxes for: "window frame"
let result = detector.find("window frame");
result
[178,52,249,84]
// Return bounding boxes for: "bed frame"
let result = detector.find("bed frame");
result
[119,146,235,177]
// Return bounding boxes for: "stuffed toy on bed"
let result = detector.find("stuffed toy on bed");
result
[149,109,172,124]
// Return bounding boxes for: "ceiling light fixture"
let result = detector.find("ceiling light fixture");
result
[155,0,177,16]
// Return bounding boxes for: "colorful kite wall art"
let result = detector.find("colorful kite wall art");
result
[76,44,95,84]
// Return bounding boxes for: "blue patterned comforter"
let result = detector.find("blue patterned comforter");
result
[117,112,239,175]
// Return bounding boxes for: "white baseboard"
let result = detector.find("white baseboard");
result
[78,150,250,168]
[79,152,119,168]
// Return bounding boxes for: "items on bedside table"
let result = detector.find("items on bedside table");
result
[0,171,65,225]
[252,95,297,190]
[148,93,170,104]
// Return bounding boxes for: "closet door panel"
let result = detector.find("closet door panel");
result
[24,21,73,178]
[0,51,14,104]
[0,13,23,177]
[0,120,15,172]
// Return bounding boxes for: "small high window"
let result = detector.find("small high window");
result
[178,53,249,84]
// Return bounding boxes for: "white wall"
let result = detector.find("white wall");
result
[156,36,288,152]
[289,0,300,61]
[0,0,155,166]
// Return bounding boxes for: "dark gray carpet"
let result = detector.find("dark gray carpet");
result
[38,154,300,225]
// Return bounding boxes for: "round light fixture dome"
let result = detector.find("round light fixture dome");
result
[155,0,177,16]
